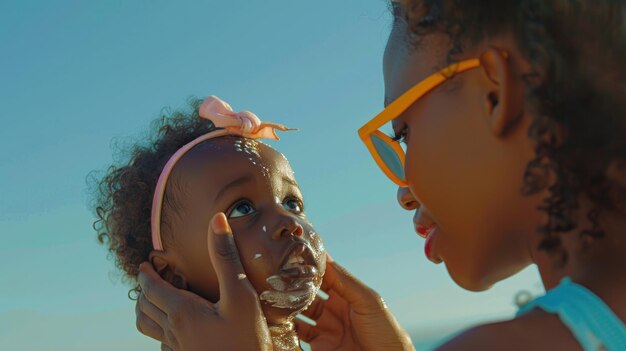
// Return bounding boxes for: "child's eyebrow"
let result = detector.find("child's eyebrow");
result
[214,175,254,202]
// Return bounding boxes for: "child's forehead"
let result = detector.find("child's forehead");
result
[175,135,294,182]
[191,136,287,161]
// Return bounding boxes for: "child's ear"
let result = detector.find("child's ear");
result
[148,250,189,290]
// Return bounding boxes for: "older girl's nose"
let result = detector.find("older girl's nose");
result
[397,187,419,210]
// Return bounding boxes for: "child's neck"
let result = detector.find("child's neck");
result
[268,321,301,351]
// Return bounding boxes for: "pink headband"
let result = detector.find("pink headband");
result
[151,95,294,250]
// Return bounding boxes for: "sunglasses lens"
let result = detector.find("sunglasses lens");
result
[370,133,405,182]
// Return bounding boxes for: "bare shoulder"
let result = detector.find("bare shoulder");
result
[435,309,582,351]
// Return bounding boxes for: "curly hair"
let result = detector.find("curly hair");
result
[394,0,626,264]
[90,97,218,298]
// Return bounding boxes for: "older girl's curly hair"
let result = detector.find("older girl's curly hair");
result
[91,98,217,298]
[394,0,626,264]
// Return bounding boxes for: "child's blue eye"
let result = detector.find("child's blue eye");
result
[228,201,256,218]
[282,198,303,214]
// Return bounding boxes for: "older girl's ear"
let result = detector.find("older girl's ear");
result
[479,48,524,136]
[149,250,188,290]
[607,159,626,188]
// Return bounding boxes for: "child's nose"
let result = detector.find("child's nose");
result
[271,215,303,240]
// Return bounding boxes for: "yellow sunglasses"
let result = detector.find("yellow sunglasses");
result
[358,57,483,187]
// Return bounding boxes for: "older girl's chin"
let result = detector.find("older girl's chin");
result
[445,261,496,292]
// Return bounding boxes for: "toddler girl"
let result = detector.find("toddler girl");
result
[93,95,325,350]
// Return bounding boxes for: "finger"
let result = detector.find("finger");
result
[138,261,189,316]
[206,213,259,312]
[294,317,320,343]
[299,295,326,321]
[160,343,173,351]
[136,290,168,327]
[135,298,165,342]
[320,254,384,310]
[320,253,339,292]
[310,288,350,318]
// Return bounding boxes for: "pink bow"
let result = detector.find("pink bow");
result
[198,95,294,140]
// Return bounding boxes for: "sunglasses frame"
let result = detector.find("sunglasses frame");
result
[358,57,483,187]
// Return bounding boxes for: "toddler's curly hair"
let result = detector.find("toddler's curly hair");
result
[91,98,217,298]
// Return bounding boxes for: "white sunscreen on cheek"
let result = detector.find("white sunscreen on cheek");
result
[266,275,288,291]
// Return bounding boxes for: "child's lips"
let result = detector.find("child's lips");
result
[276,242,321,282]
[279,242,317,267]
[279,265,318,279]
[262,243,323,310]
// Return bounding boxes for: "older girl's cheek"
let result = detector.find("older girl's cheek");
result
[404,144,419,190]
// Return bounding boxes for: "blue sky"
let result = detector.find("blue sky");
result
[1,1,544,349]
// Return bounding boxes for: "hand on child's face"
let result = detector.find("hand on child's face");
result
[164,137,325,324]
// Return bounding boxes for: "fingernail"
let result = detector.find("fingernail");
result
[211,212,232,235]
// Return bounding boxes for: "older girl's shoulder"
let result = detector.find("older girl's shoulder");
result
[435,309,581,351]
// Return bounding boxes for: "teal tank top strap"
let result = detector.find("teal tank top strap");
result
[517,277,626,351]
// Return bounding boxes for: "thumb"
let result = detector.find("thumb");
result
[206,212,260,314]
[322,254,386,311]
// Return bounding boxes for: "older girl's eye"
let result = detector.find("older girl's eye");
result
[282,197,303,214]
[228,200,256,218]
[390,125,409,146]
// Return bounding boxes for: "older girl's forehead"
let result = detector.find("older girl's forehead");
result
[385,27,453,101]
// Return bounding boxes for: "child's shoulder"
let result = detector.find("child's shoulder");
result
[436,309,581,351]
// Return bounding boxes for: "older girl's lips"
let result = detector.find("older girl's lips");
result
[414,222,435,238]
[413,221,442,263]
[424,227,443,264]
[413,208,436,238]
